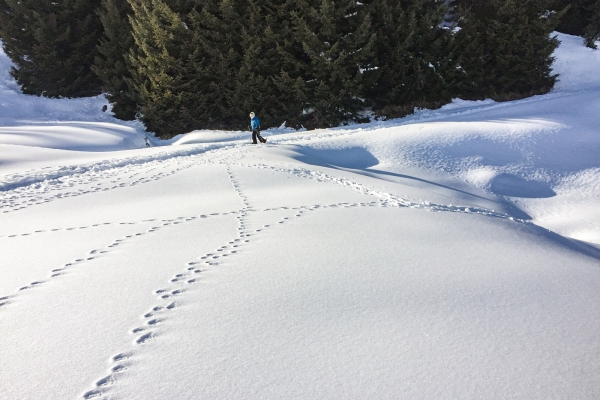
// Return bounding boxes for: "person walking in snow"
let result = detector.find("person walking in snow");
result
[249,112,266,144]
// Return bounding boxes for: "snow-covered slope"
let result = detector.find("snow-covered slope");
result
[1,34,599,399]
[0,44,147,153]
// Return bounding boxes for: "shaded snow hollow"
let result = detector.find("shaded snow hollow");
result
[1,33,599,399]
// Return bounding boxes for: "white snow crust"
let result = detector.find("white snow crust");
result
[1,33,599,399]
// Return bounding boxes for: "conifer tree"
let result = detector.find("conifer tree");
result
[0,0,103,97]
[0,0,33,80]
[128,0,310,136]
[293,0,377,128]
[367,0,452,119]
[191,0,309,130]
[127,0,198,137]
[195,0,263,129]
[267,0,311,129]
[185,0,247,129]
[227,1,275,128]
[451,0,561,101]
[584,0,600,48]
[184,1,231,128]
[230,0,310,129]
[551,0,600,48]
[94,0,137,120]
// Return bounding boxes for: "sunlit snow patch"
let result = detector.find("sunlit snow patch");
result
[0,122,143,151]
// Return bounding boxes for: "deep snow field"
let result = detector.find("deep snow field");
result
[1,33,600,399]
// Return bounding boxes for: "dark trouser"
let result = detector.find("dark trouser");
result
[252,129,261,143]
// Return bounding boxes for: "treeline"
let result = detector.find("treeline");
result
[552,0,600,48]
[0,0,598,139]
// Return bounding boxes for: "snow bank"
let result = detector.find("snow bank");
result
[0,42,147,152]
[171,130,248,145]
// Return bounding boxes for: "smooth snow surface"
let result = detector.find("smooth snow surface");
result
[0,45,147,153]
[1,34,600,399]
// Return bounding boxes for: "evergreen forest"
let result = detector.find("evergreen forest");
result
[1,0,599,139]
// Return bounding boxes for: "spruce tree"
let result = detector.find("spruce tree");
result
[451,0,561,101]
[191,0,310,130]
[128,0,310,137]
[233,1,261,124]
[0,0,33,80]
[366,0,452,119]
[293,0,377,128]
[231,0,310,129]
[191,0,257,129]
[184,1,232,129]
[0,0,103,97]
[584,0,600,48]
[94,0,137,120]
[185,0,248,129]
[267,0,312,129]
[551,0,600,48]
[127,0,198,137]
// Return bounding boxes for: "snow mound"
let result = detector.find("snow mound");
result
[171,130,248,145]
[0,41,147,152]
[0,122,143,151]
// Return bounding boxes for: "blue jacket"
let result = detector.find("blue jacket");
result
[251,116,260,130]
